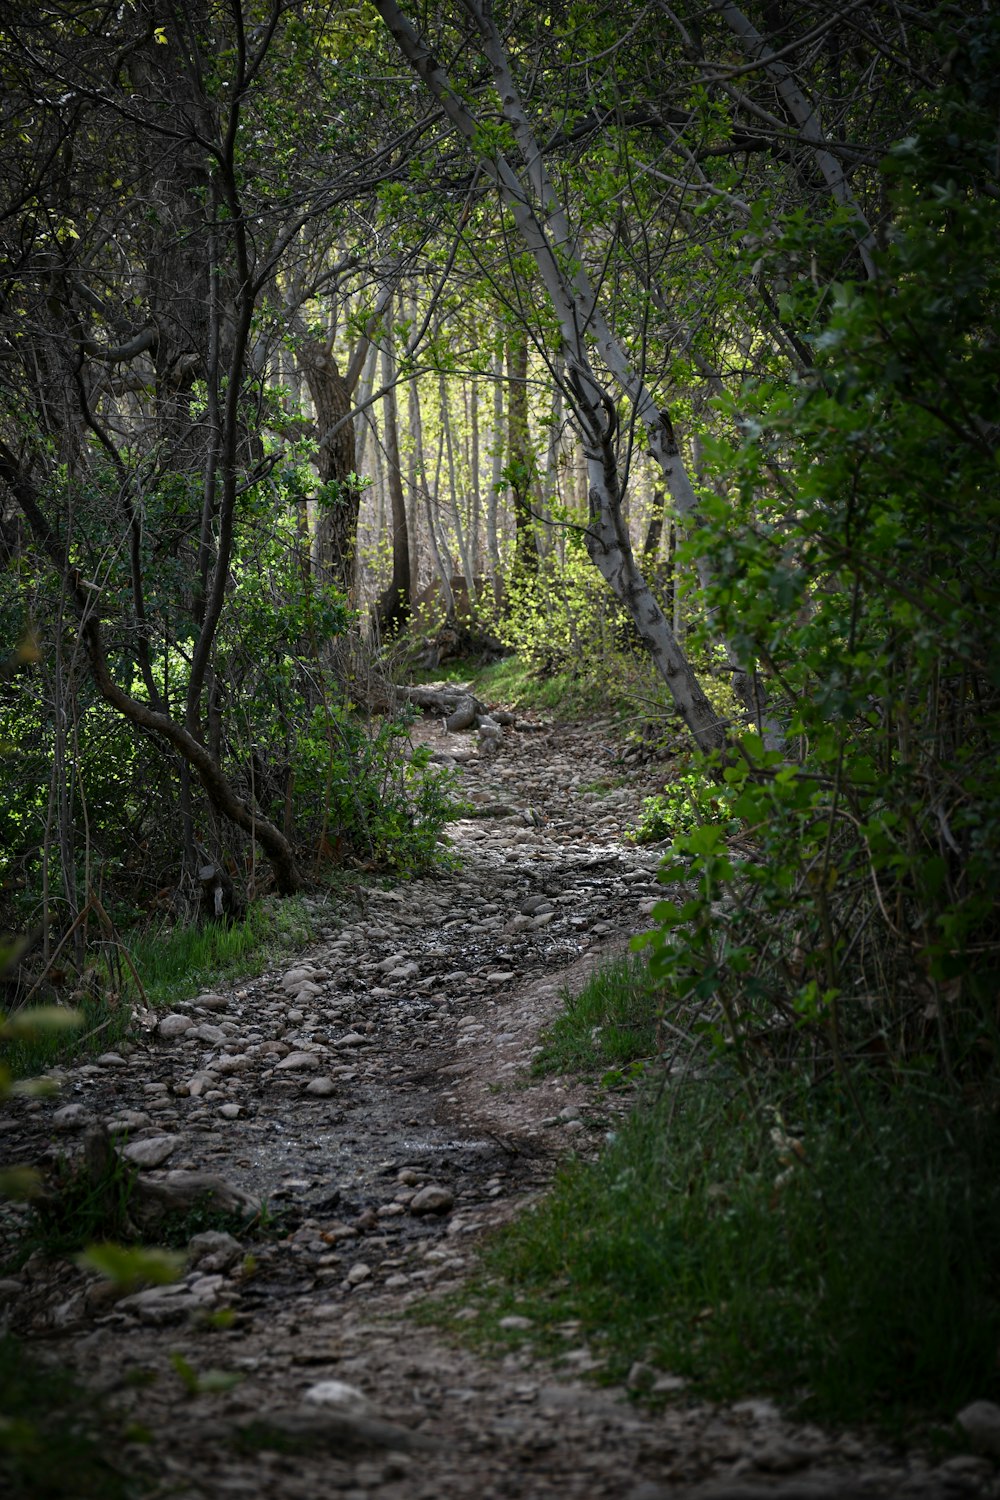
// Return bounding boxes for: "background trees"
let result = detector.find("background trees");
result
[2,0,996,1093]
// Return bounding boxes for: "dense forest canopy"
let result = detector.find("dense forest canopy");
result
[1,1,997,1090]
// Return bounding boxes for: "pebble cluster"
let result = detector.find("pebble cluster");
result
[0,716,996,1498]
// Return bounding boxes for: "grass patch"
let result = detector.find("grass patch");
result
[0,895,321,1082]
[126,893,317,1012]
[435,1072,1000,1433]
[533,953,662,1078]
[0,1335,147,1498]
[467,655,642,722]
[0,990,132,1083]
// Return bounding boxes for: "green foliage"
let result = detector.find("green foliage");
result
[654,30,1000,1093]
[77,1242,184,1290]
[168,1352,244,1398]
[449,1075,1000,1429]
[532,954,662,1077]
[16,1145,137,1264]
[292,706,463,874]
[629,768,738,845]
[0,1336,145,1499]
[0,991,127,1086]
[127,896,316,1014]
[496,535,621,681]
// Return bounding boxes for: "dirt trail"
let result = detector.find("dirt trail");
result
[1,712,991,1499]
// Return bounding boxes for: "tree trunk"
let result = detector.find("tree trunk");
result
[505,330,538,584]
[299,339,359,599]
[374,338,412,635]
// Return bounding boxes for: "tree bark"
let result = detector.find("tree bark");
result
[374,336,412,634]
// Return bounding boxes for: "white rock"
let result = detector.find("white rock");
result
[281,967,316,991]
[303,1379,372,1414]
[957,1400,1000,1457]
[184,1071,218,1097]
[346,1262,372,1285]
[333,1031,366,1048]
[304,1076,336,1096]
[194,993,228,1010]
[193,1023,227,1044]
[123,1134,180,1168]
[157,1013,194,1039]
[96,1052,127,1067]
[499,1314,533,1330]
[275,1050,320,1071]
[52,1103,89,1131]
[409,1184,454,1215]
[218,1103,241,1119]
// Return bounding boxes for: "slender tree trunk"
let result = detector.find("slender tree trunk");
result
[441,371,476,604]
[375,338,412,634]
[505,330,538,585]
[487,348,504,599]
[468,382,481,575]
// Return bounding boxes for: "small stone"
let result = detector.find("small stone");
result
[385,963,419,982]
[109,1110,152,1132]
[346,1262,372,1286]
[52,1103,89,1131]
[956,1399,1000,1458]
[218,1103,241,1119]
[291,981,323,1001]
[753,1439,815,1473]
[194,993,228,1010]
[96,1052,127,1068]
[558,1104,581,1120]
[157,1013,194,1039]
[193,1023,227,1044]
[275,1050,321,1071]
[304,1076,336,1096]
[499,1315,533,1331]
[183,1071,218,1097]
[409,1184,455,1215]
[486,971,515,984]
[563,1119,585,1134]
[123,1134,179,1168]
[333,1032,366,1049]
[303,1379,372,1414]
[0,1278,23,1303]
[281,968,316,991]
[651,1373,688,1394]
[188,1230,243,1272]
[627,1361,656,1391]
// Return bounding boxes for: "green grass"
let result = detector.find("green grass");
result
[467,654,646,722]
[533,953,663,1078]
[429,1072,1000,1433]
[0,1336,147,1498]
[126,893,317,1011]
[0,989,134,1082]
[0,895,321,1082]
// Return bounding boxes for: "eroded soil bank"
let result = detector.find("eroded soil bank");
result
[1,713,995,1499]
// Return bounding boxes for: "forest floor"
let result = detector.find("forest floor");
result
[1,704,994,1499]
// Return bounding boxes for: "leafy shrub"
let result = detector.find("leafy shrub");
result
[646,27,1000,1095]
[466,1073,1000,1427]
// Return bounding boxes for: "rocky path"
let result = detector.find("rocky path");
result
[1,711,994,1499]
